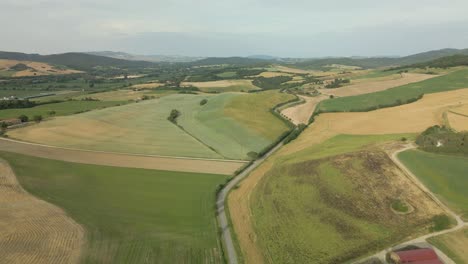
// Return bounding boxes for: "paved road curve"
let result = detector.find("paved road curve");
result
[216,141,285,264]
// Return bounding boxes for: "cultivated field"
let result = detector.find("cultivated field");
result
[0,59,81,77]
[0,100,122,120]
[0,159,83,264]
[181,80,259,93]
[129,82,164,90]
[281,95,328,125]
[317,68,468,112]
[429,227,468,264]
[251,139,444,264]
[9,92,293,159]
[398,150,468,220]
[319,73,436,97]
[73,89,171,101]
[0,151,227,263]
[0,138,244,175]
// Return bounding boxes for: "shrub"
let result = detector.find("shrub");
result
[200,99,208,106]
[18,115,29,122]
[247,151,259,160]
[48,110,56,116]
[33,115,43,123]
[430,214,451,231]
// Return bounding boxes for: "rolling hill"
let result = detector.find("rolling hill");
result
[0,51,156,70]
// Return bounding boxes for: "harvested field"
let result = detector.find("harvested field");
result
[318,68,468,112]
[429,227,468,264]
[74,89,159,101]
[447,112,468,131]
[129,82,164,89]
[0,159,83,264]
[281,95,328,125]
[181,80,259,92]
[0,138,244,175]
[319,73,436,97]
[274,66,334,76]
[0,59,81,77]
[251,147,445,264]
[0,151,227,263]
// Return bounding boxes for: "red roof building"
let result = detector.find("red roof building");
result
[389,248,443,264]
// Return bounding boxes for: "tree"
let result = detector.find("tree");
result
[167,109,181,124]
[48,110,56,116]
[200,99,208,106]
[33,115,43,123]
[18,115,29,122]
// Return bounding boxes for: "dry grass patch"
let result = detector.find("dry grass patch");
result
[182,80,259,92]
[129,82,164,90]
[281,95,328,125]
[0,159,84,264]
[0,59,81,77]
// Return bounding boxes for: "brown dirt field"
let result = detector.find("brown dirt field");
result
[318,73,436,97]
[181,79,255,89]
[0,159,84,264]
[281,95,328,125]
[0,59,81,77]
[228,88,468,263]
[0,138,244,175]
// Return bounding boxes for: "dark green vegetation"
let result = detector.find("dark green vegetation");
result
[252,76,293,90]
[391,199,410,213]
[395,54,468,70]
[416,125,468,156]
[325,78,350,88]
[0,99,36,110]
[251,134,445,264]
[0,151,228,263]
[167,109,181,123]
[317,68,468,113]
[399,149,468,220]
[291,48,468,70]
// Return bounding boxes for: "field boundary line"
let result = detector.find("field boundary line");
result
[448,110,468,118]
[0,137,247,163]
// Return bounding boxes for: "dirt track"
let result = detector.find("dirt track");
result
[0,160,84,264]
[318,73,436,97]
[228,88,468,263]
[0,138,244,175]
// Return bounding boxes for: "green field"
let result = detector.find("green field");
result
[428,228,468,264]
[0,100,123,120]
[250,134,444,264]
[317,68,468,112]
[0,151,227,263]
[9,92,293,159]
[398,150,468,219]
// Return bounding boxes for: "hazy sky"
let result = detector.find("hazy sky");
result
[1,0,468,57]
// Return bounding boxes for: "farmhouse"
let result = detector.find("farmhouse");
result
[389,248,443,264]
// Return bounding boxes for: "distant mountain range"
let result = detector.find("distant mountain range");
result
[1,48,468,72]
[87,51,205,63]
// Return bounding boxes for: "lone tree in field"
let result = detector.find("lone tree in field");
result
[167,109,181,124]
[18,115,29,122]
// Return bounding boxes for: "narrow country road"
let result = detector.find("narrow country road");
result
[216,141,285,264]
[355,144,467,264]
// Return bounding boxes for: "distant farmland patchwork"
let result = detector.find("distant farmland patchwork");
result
[0,151,228,263]
[9,91,294,159]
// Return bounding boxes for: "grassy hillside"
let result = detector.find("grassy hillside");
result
[317,68,468,112]
[251,135,447,264]
[0,51,155,70]
[398,150,468,220]
[9,92,293,159]
[0,100,122,120]
[224,90,295,141]
[0,151,227,263]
